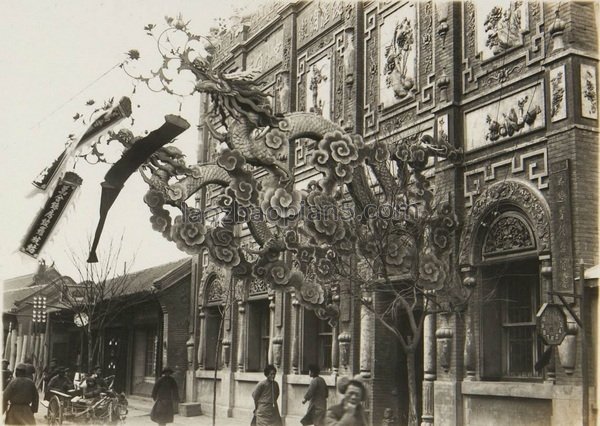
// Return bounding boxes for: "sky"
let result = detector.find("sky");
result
[0,0,269,281]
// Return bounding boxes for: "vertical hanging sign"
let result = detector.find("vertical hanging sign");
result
[21,171,83,258]
[549,160,574,292]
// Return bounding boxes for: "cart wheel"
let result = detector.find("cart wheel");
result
[47,396,63,426]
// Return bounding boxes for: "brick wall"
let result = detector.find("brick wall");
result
[159,274,192,397]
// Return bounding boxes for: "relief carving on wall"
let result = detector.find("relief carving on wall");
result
[581,64,598,119]
[482,2,525,57]
[482,214,535,257]
[464,83,545,150]
[549,65,567,122]
[246,32,284,74]
[306,57,332,119]
[380,4,417,108]
[364,10,378,134]
[298,1,345,47]
[458,179,551,266]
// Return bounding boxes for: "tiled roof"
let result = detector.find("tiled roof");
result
[3,285,46,313]
[96,257,191,296]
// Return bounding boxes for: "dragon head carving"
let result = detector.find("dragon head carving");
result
[195,70,281,129]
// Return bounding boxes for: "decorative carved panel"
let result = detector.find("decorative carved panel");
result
[305,56,332,119]
[580,64,598,119]
[297,1,345,48]
[206,275,224,304]
[462,1,545,95]
[249,278,269,295]
[364,8,379,135]
[417,0,435,112]
[482,213,536,257]
[379,3,418,109]
[549,65,567,122]
[549,160,575,292]
[458,179,551,266]
[246,28,284,74]
[464,146,549,207]
[464,83,545,151]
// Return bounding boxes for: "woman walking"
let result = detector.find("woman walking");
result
[150,367,180,426]
[301,364,329,426]
[252,364,282,426]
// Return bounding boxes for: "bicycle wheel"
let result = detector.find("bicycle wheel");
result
[47,396,63,426]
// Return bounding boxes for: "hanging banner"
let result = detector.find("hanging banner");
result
[21,171,83,258]
[32,97,132,190]
[87,114,190,262]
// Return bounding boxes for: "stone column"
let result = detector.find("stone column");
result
[268,293,275,365]
[237,301,246,372]
[462,267,477,379]
[421,305,436,425]
[291,294,300,374]
[197,307,205,369]
[359,294,373,378]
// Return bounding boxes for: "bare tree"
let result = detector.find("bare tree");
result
[54,237,155,371]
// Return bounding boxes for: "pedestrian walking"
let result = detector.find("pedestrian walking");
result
[2,363,39,425]
[325,378,368,426]
[301,364,329,426]
[252,364,282,426]
[150,367,180,426]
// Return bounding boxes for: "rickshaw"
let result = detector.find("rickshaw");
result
[46,375,128,425]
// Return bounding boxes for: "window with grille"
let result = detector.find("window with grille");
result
[481,260,541,380]
[144,329,158,377]
[302,309,333,374]
[247,299,270,372]
[205,306,224,370]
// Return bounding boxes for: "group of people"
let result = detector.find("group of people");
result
[2,358,113,425]
[252,364,368,426]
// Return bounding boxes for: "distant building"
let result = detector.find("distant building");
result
[187,1,598,425]
[3,257,192,398]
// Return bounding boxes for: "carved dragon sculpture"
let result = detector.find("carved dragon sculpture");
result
[126,65,463,323]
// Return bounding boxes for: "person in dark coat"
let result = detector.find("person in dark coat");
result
[42,359,58,392]
[22,358,35,382]
[2,359,13,389]
[301,364,329,426]
[45,367,73,400]
[150,367,180,426]
[2,363,39,425]
[325,379,368,426]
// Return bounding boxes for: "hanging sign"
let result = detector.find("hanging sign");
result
[21,171,83,258]
[536,303,568,346]
[32,97,132,190]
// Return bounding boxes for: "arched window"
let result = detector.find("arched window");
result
[479,211,541,379]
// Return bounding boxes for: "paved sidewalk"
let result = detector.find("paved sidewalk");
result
[35,395,248,425]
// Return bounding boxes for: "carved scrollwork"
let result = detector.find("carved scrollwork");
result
[482,213,536,257]
[458,179,551,266]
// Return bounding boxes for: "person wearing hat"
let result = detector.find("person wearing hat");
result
[91,365,108,390]
[150,367,180,426]
[42,359,58,392]
[45,367,73,400]
[2,363,39,425]
[2,359,13,389]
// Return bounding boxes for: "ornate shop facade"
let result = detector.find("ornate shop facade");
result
[185,2,598,425]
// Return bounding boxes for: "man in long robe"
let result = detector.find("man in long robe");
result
[2,364,39,425]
